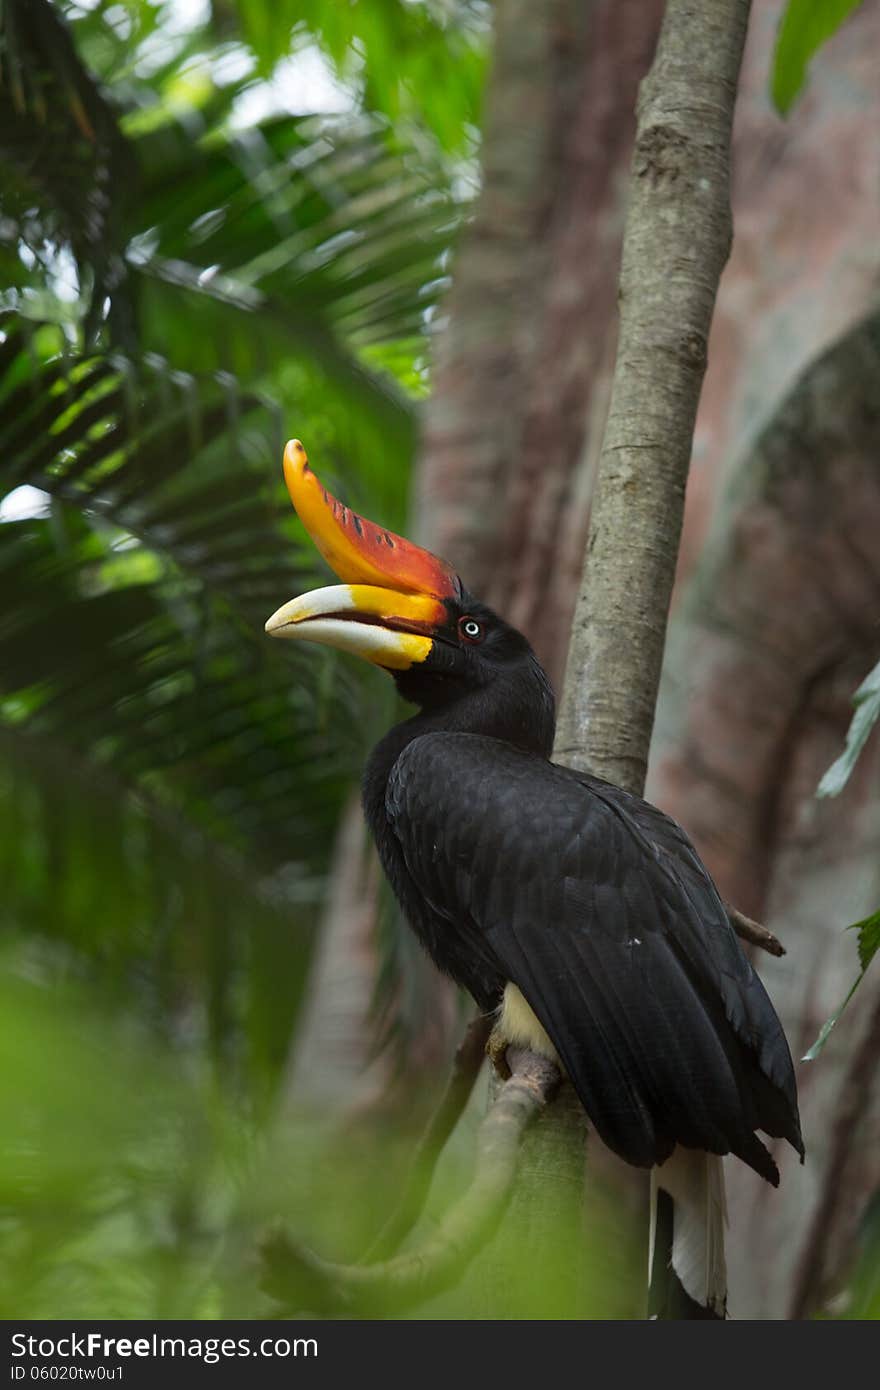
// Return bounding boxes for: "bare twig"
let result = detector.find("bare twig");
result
[261,1048,560,1315]
[363,1013,493,1261]
[726,904,785,958]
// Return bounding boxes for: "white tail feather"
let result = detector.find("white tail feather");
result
[650,1149,728,1316]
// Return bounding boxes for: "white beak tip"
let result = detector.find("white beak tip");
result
[265,608,292,637]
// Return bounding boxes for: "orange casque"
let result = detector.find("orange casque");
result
[282,440,461,600]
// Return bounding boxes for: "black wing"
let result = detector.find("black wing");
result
[386,732,803,1181]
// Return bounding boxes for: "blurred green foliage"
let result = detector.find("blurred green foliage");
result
[0,946,642,1318]
[0,0,490,1319]
[771,0,865,114]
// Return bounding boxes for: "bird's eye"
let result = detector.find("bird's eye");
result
[458,617,484,643]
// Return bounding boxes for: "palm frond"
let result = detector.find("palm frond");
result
[126,110,462,398]
[0,323,396,869]
[4,5,471,394]
[0,0,132,338]
[219,0,487,150]
[0,0,476,1119]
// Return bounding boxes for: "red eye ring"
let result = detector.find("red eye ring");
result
[458,616,484,644]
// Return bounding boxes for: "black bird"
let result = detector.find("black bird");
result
[266,440,804,1318]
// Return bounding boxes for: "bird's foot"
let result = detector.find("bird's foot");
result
[486,1025,511,1081]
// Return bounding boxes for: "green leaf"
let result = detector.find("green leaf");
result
[224,0,487,150]
[803,907,880,1060]
[816,657,880,798]
[771,0,865,115]
[856,909,880,974]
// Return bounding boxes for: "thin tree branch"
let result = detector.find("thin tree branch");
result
[261,1048,560,1315]
[363,1013,493,1261]
[555,0,753,797]
[726,904,785,958]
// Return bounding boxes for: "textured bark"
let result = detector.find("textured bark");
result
[508,0,753,1316]
[649,313,880,1318]
[417,0,665,685]
[555,0,752,794]
[456,0,753,1313]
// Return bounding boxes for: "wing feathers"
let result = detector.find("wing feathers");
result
[386,733,803,1177]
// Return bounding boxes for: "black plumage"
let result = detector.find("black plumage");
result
[361,596,804,1185]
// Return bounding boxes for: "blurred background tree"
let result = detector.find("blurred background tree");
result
[0,0,878,1320]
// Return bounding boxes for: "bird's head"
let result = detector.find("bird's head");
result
[265,441,554,747]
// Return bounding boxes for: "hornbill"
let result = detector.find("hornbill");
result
[266,440,804,1319]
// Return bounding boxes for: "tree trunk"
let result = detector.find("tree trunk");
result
[649,313,880,1317]
[556,0,751,793]
[417,0,666,687]
[459,0,753,1314]
[643,0,880,1312]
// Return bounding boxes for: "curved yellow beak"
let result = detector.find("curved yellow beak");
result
[266,440,460,672]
